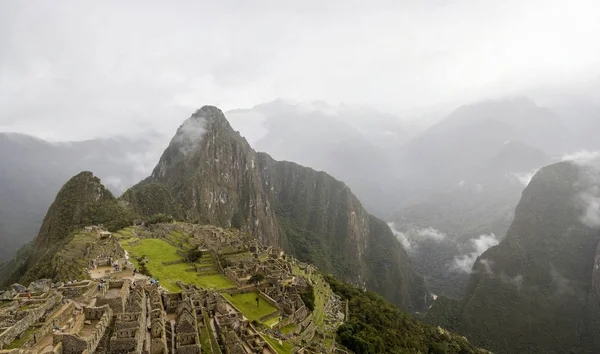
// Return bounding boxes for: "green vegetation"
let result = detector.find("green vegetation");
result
[147,213,174,225]
[324,274,487,354]
[187,248,203,262]
[299,286,315,311]
[427,162,600,354]
[1,171,136,286]
[262,335,294,354]
[222,292,278,322]
[291,266,328,329]
[202,311,223,354]
[118,237,233,292]
[7,328,36,349]
[280,323,296,335]
[263,316,280,328]
[199,325,213,353]
[194,274,234,290]
[247,273,264,285]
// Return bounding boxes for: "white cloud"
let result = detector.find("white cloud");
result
[452,233,500,273]
[562,150,600,165]
[415,227,447,241]
[388,223,413,251]
[173,115,208,156]
[388,223,447,252]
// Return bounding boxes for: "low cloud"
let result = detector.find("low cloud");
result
[561,151,600,229]
[415,227,447,241]
[579,186,600,228]
[452,233,500,273]
[388,223,447,252]
[173,116,207,156]
[388,224,413,252]
[562,150,600,166]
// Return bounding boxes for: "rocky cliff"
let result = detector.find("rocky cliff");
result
[125,106,430,312]
[428,161,600,353]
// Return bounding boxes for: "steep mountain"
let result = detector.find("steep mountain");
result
[124,106,430,312]
[427,161,600,353]
[0,132,161,261]
[0,171,132,286]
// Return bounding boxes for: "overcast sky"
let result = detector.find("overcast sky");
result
[1,0,600,141]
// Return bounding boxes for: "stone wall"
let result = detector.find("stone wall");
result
[95,281,129,313]
[0,293,62,349]
[54,305,112,354]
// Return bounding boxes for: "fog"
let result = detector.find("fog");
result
[1,0,600,142]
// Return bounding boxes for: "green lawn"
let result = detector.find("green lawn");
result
[222,292,278,322]
[199,325,213,353]
[120,238,233,292]
[280,323,296,335]
[263,335,294,354]
[123,238,181,263]
[263,316,280,328]
[195,274,235,290]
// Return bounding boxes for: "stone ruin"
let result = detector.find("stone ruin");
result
[0,226,346,353]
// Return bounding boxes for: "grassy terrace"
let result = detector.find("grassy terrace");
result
[117,233,234,292]
[222,292,278,323]
[7,328,36,349]
[292,266,330,329]
[263,335,294,354]
[199,324,212,353]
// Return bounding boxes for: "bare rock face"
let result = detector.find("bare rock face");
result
[28,279,52,293]
[11,283,26,293]
[0,290,15,300]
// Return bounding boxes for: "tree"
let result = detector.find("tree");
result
[248,273,265,285]
[300,286,316,311]
[187,249,203,262]
[146,213,174,225]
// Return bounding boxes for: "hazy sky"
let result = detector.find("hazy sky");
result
[1,0,600,141]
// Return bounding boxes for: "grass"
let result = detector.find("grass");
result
[222,292,278,322]
[0,301,13,309]
[263,316,280,328]
[120,238,233,292]
[203,311,223,354]
[280,323,296,335]
[194,275,235,290]
[199,325,213,353]
[292,264,329,329]
[7,328,36,349]
[263,335,294,354]
[18,304,39,311]
[124,238,181,263]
